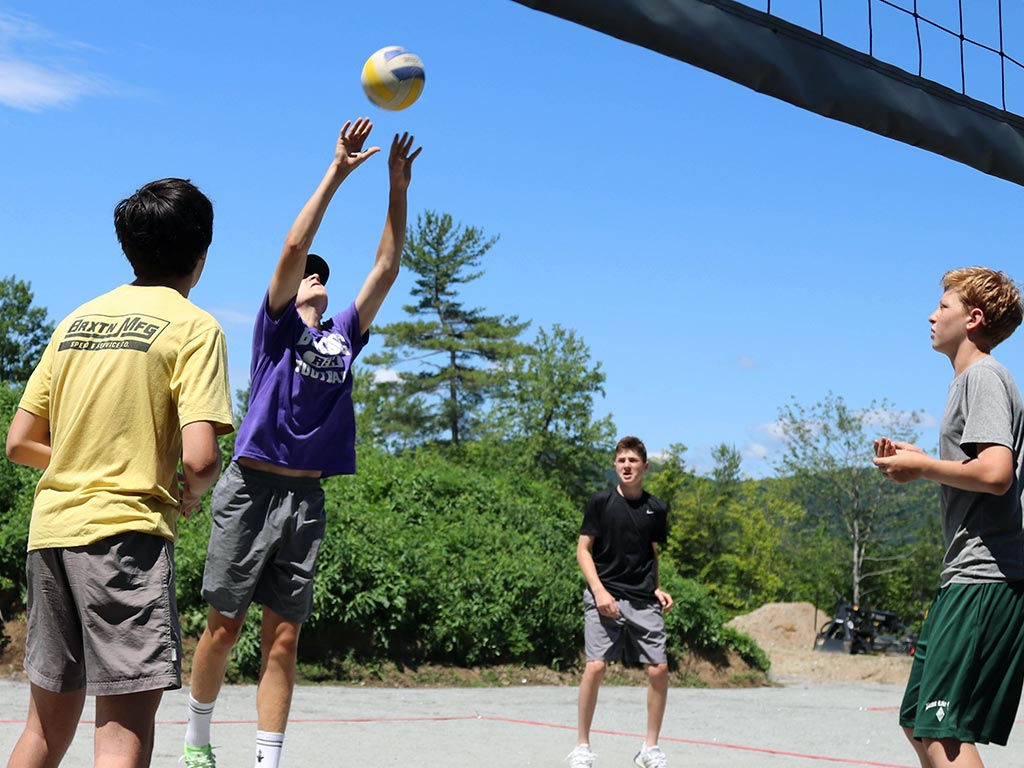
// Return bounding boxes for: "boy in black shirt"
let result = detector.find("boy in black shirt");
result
[568,436,674,768]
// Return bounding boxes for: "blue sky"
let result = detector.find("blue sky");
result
[3,1,1023,477]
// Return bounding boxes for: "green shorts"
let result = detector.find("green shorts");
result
[900,581,1024,746]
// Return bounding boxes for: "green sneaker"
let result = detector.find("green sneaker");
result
[182,744,216,768]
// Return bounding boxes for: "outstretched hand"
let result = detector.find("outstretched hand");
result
[388,131,422,190]
[334,118,381,174]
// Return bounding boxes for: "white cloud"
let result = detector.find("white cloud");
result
[0,11,113,111]
[754,420,789,441]
[372,367,400,383]
[736,355,757,370]
[742,442,769,460]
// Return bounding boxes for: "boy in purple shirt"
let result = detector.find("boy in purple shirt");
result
[182,119,420,768]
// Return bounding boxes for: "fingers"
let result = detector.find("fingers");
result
[342,117,373,138]
[390,132,421,162]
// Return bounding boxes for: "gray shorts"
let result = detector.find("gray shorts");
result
[203,461,326,623]
[25,532,181,695]
[583,589,668,665]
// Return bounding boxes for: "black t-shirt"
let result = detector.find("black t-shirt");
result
[580,487,669,602]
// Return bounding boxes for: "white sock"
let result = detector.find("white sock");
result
[255,730,284,768]
[185,695,216,748]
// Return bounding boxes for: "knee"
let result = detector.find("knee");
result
[583,660,607,682]
[205,612,245,650]
[648,663,669,685]
[265,623,301,662]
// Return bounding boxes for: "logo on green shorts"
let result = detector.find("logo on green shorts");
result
[925,699,949,722]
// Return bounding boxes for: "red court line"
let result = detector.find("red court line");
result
[483,716,916,768]
[0,712,919,767]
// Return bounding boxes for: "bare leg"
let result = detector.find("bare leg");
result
[577,660,606,745]
[903,726,931,768]
[644,663,669,747]
[7,684,86,768]
[93,689,164,768]
[255,606,301,733]
[189,607,246,705]
[924,738,984,768]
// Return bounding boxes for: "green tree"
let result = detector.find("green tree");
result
[0,382,39,619]
[352,365,432,452]
[649,444,804,612]
[364,211,530,444]
[0,275,54,384]
[482,324,615,498]
[774,393,926,606]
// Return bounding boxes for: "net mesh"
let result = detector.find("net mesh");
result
[749,0,1024,116]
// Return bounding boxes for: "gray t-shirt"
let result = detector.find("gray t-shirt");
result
[940,355,1024,586]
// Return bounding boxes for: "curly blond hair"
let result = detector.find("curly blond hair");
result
[942,267,1023,349]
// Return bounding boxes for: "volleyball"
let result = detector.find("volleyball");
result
[360,46,425,111]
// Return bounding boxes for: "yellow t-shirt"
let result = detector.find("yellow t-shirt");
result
[19,284,235,550]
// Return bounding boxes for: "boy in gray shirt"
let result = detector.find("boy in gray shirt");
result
[875,267,1024,768]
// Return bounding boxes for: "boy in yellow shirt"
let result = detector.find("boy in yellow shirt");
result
[5,178,235,768]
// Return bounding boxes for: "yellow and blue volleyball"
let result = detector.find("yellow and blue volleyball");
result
[360,46,425,111]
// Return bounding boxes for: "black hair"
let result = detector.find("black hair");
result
[114,178,214,279]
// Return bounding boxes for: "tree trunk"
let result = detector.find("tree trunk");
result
[449,349,459,444]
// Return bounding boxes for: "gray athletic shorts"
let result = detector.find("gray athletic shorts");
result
[203,461,326,623]
[25,532,181,695]
[583,589,668,665]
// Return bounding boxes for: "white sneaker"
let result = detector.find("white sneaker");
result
[633,745,667,768]
[566,744,597,767]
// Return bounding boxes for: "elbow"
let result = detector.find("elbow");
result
[183,450,221,487]
[282,235,312,258]
[375,260,400,285]
[990,476,1014,496]
[5,437,31,468]
[980,467,1014,496]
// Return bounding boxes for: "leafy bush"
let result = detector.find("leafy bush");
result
[173,445,768,677]
[0,383,39,617]
[659,564,770,673]
[306,447,582,665]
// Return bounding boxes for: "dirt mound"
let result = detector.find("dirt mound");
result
[0,619,26,680]
[729,602,913,685]
[728,601,824,653]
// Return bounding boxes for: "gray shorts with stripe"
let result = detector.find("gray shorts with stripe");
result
[583,589,667,665]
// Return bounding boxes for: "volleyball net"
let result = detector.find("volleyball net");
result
[514,0,1024,186]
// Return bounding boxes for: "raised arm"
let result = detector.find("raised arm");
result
[268,119,381,317]
[355,132,422,336]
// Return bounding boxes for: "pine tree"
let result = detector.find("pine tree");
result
[364,211,529,444]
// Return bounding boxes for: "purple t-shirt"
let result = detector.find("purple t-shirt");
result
[233,295,367,476]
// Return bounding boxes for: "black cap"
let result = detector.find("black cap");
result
[304,253,330,286]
